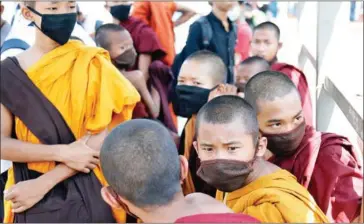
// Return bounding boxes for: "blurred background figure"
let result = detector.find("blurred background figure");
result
[132,1,196,67]
[0,1,11,46]
[231,1,253,65]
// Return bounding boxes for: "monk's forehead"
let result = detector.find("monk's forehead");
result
[256,92,301,115]
[253,28,278,40]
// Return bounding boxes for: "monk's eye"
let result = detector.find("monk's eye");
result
[228,147,238,151]
[295,115,303,122]
[46,7,58,11]
[269,123,281,128]
[202,147,213,152]
[193,81,202,86]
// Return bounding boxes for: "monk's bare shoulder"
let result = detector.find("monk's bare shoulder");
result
[185,193,233,213]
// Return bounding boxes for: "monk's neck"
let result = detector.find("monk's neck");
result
[245,158,280,185]
[141,194,193,223]
[112,17,120,24]
[33,32,60,55]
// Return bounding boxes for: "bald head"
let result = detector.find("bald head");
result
[95,23,126,50]
[244,71,300,112]
[100,119,181,209]
[185,50,227,85]
[254,21,280,40]
[240,56,270,69]
[196,95,259,143]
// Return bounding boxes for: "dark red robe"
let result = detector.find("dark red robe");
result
[270,125,363,222]
[120,17,176,132]
[271,62,313,126]
[175,213,260,223]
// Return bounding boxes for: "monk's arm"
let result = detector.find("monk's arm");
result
[1,104,60,162]
[33,130,108,192]
[124,71,160,118]
[174,3,196,27]
[138,54,152,81]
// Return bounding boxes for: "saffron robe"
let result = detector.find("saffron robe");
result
[271,62,313,126]
[270,125,363,222]
[132,1,177,66]
[216,169,329,223]
[1,41,140,223]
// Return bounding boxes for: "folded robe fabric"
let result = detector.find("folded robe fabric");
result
[216,169,329,223]
[1,41,140,223]
[270,125,363,222]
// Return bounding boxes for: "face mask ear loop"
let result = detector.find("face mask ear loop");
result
[27,6,43,31]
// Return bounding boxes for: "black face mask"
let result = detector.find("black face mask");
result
[175,85,211,118]
[110,5,131,21]
[28,7,76,45]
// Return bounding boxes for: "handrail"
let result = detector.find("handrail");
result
[298,43,363,142]
[323,77,363,141]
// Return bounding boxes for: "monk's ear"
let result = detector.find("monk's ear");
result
[255,136,267,157]
[21,6,34,21]
[179,155,189,184]
[101,187,122,209]
[278,42,283,50]
[193,141,199,156]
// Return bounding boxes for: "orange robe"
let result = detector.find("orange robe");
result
[216,169,329,223]
[132,1,177,66]
[3,40,140,223]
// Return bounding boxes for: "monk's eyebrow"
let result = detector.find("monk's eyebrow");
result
[267,119,282,123]
[223,141,242,146]
[200,143,213,147]
[292,110,303,119]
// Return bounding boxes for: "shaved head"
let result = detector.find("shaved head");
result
[100,119,181,209]
[95,23,126,50]
[240,56,270,69]
[185,50,227,85]
[244,71,300,112]
[196,95,259,144]
[254,21,280,40]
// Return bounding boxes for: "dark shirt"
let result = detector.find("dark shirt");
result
[172,12,236,84]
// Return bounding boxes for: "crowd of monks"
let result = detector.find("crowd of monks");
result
[0,1,363,223]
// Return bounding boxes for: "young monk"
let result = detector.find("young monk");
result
[244,71,363,223]
[250,21,313,126]
[173,50,227,196]
[235,56,270,93]
[1,1,140,222]
[104,1,177,132]
[100,119,260,223]
[193,95,329,223]
[95,24,160,117]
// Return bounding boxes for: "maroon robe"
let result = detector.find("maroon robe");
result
[271,62,313,126]
[121,17,176,132]
[175,213,260,223]
[270,125,363,222]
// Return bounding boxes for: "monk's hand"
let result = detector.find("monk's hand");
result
[208,84,238,101]
[4,179,48,213]
[58,135,100,173]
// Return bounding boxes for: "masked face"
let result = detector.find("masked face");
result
[257,90,306,157]
[194,120,266,192]
[175,85,211,118]
[106,30,137,69]
[261,121,306,157]
[26,3,77,45]
[110,4,131,21]
[228,5,241,22]
[112,47,137,69]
